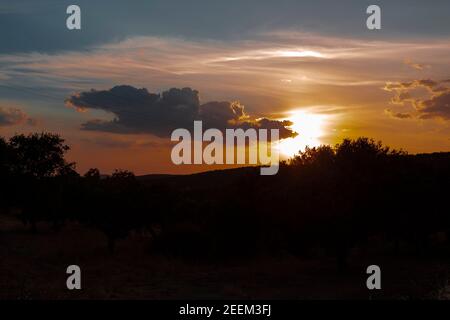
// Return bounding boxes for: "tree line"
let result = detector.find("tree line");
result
[1,133,449,270]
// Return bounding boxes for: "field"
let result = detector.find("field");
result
[1,213,449,300]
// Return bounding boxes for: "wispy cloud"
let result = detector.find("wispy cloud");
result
[2,33,449,93]
[0,105,36,127]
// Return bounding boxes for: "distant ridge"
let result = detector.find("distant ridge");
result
[136,166,261,189]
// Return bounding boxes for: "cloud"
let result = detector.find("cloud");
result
[384,79,450,120]
[416,91,450,120]
[384,109,412,119]
[67,86,199,136]
[404,59,429,71]
[384,79,439,93]
[80,136,170,149]
[66,85,297,139]
[0,106,36,126]
[5,34,449,98]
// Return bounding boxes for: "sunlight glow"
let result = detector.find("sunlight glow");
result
[275,50,325,58]
[277,110,328,158]
[211,49,325,63]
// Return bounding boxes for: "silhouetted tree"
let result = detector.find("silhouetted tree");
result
[0,137,13,211]
[7,133,75,232]
[82,169,147,253]
[84,168,101,180]
[8,132,74,178]
[3,132,449,269]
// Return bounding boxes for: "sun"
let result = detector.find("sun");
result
[277,109,328,158]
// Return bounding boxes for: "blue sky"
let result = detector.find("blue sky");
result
[1,0,450,54]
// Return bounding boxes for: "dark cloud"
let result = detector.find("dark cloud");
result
[384,79,450,120]
[0,107,35,126]
[417,91,450,120]
[67,86,199,136]
[66,85,297,139]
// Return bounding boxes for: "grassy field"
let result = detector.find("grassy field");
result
[1,213,449,300]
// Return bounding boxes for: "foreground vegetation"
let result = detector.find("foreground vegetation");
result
[1,133,449,273]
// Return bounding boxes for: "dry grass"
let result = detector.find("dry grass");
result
[1,213,448,300]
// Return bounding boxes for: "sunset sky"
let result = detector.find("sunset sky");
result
[1,0,449,174]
